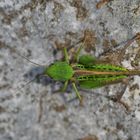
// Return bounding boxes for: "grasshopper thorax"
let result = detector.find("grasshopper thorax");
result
[45,61,74,81]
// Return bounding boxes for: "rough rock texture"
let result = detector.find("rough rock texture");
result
[0,0,140,140]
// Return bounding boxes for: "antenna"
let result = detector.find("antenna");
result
[15,51,45,67]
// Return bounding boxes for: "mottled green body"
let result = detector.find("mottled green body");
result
[42,49,140,101]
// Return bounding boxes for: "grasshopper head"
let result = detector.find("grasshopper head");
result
[45,61,74,81]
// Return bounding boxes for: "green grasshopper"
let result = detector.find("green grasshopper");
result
[37,44,140,102]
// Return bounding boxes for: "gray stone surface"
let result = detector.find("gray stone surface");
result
[0,0,140,140]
